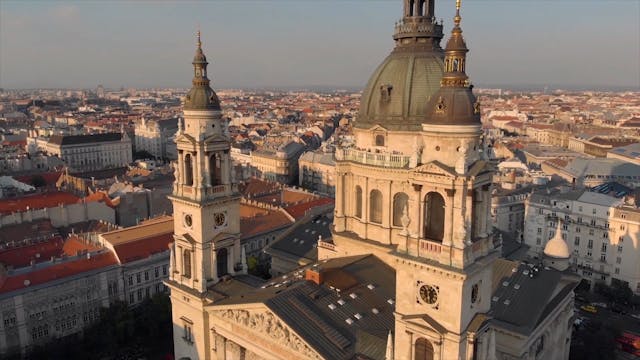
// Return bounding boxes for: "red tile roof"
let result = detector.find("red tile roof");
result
[0,252,118,294]
[0,237,64,268]
[62,236,101,256]
[240,206,293,239]
[284,197,334,220]
[111,232,173,264]
[0,191,80,214]
[83,191,116,208]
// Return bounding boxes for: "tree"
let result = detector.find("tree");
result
[570,319,621,360]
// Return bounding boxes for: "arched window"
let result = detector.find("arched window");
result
[210,153,222,186]
[424,192,445,241]
[217,248,228,277]
[370,190,383,224]
[375,135,385,147]
[182,249,192,278]
[355,186,363,218]
[415,338,434,360]
[393,192,409,227]
[184,153,194,186]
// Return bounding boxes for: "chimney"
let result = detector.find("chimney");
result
[305,266,323,285]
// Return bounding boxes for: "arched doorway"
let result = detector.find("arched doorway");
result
[217,248,228,277]
[415,337,434,360]
[424,192,445,241]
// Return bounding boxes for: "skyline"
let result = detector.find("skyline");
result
[1,1,639,90]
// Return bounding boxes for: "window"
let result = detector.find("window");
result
[616,257,622,264]
[601,243,607,252]
[128,275,133,286]
[415,338,434,360]
[615,268,620,275]
[145,287,150,298]
[537,228,542,234]
[155,267,159,278]
[574,237,580,246]
[600,254,606,262]
[182,321,193,343]
[392,192,409,227]
[355,186,363,218]
[162,265,167,276]
[137,289,142,301]
[144,271,149,281]
[129,293,134,304]
[183,249,192,278]
[592,208,596,215]
[576,226,581,233]
[184,153,194,186]
[618,245,623,253]
[424,192,446,242]
[577,217,583,223]
[589,229,594,236]
[536,238,542,245]
[587,239,593,249]
[375,134,385,147]
[136,273,141,284]
[587,250,592,257]
[369,190,383,224]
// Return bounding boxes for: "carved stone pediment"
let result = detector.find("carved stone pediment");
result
[175,133,197,145]
[203,133,230,145]
[368,124,389,132]
[412,161,456,178]
[211,308,322,360]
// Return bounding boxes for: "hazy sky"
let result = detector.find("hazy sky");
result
[1,0,639,90]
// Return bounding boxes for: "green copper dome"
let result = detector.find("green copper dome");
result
[355,1,445,132]
[356,52,444,131]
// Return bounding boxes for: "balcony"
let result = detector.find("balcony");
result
[318,240,336,252]
[336,148,411,168]
[393,18,443,38]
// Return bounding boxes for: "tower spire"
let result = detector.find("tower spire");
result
[454,0,462,27]
[184,31,221,111]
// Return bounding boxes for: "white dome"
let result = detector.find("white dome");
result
[544,224,570,259]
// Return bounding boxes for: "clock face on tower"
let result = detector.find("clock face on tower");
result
[214,212,227,228]
[419,284,438,305]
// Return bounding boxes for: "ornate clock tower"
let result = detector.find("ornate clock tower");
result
[166,32,244,360]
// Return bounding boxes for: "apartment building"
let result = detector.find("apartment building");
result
[47,133,132,172]
[523,189,640,292]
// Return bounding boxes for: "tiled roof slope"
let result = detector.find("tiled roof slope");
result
[0,251,118,295]
[212,255,395,360]
[48,133,123,146]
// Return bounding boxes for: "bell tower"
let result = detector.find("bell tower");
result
[167,32,244,360]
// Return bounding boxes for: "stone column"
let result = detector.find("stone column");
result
[212,247,218,282]
[444,188,456,247]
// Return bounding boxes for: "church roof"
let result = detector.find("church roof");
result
[210,255,395,360]
[489,260,579,335]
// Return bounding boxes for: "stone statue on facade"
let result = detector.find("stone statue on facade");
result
[455,141,469,175]
[400,204,411,236]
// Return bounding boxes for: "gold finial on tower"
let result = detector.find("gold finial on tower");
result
[196,28,202,49]
[454,0,462,27]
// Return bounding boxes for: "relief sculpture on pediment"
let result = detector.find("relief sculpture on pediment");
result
[213,309,321,359]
